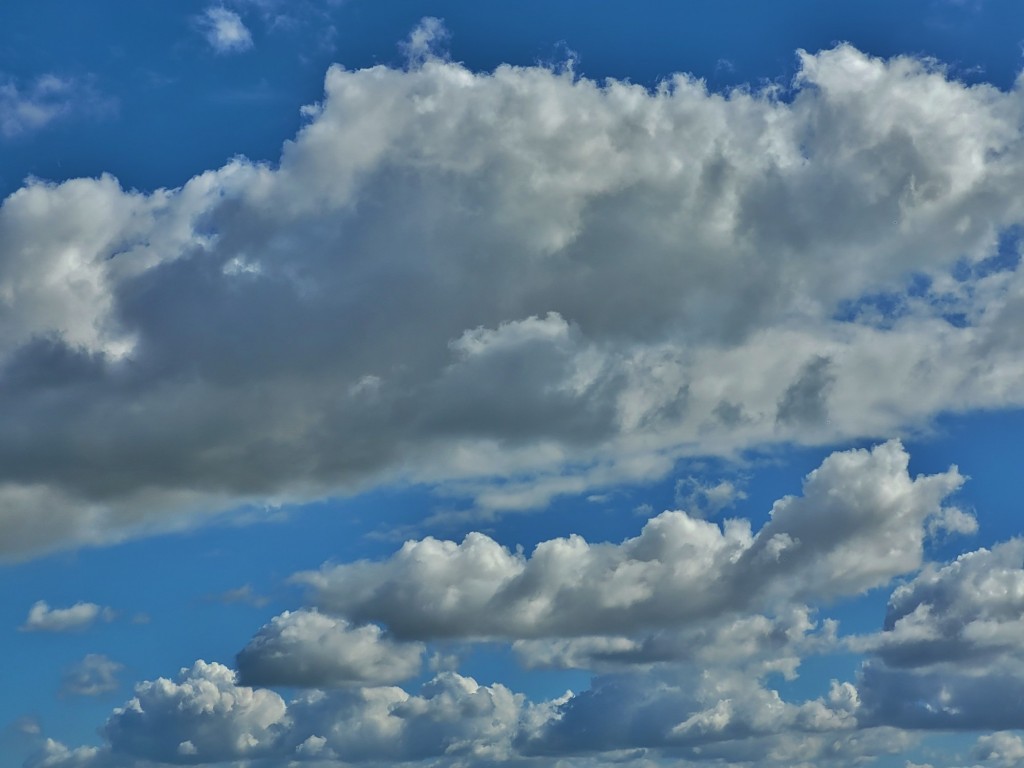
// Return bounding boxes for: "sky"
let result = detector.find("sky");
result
[3,1,1024,766]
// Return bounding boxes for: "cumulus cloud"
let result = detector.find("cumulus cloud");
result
[853,538,1024,669]
[840,537,1024,734]
[197,7,253,53]
[103,660,286,764]
[236,609,424,687]
[20,600,114,632]
[38,661,527,766]
[60,654,123,697]
[518,667,862,758]
[296,441,965,640]
[3,34,1024,558]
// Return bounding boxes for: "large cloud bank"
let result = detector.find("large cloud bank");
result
[4,35,1024,556]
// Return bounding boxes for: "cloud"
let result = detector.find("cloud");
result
[3,37,1024,557]
[973,732,1024,766]
[19,600,114,632]
[38,661,526,766]
[60,654,123,697]
[843,538,1024,734]
[197,7,253,53]
[400,16,449,65]
[512,604,837,676]
[102,660,286,764]
[0,73,114,138]
[24,740,103,768]
[211,583,269,607]
[851,538,1024,669]
[519,668,859,757]
[297,441,965,640]
[236,609,424,687]
[775,355,835,426]
[673,475,748,518]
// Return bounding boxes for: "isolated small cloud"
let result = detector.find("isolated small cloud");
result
[61,654,123,697]
[198,7,253,54]
[212,584,269,607]
[0,73,113,138]
[20,600,114,632]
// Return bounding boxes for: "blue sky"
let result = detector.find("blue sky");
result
[4,2,1024,767]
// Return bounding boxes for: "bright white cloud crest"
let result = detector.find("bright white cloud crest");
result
[20,600,114,632]
[1,41,1023,558]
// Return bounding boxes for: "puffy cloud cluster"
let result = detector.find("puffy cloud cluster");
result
[297,441,964,640]
[34,661,526,767]
[3,38,1024,557]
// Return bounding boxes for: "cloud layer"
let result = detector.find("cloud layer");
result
[3,39,1024,557]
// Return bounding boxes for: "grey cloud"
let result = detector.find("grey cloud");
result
[512,605,837,675]
[858,659,1024,731]
[3,43,1024,557]
[853,539,1024,669]
[296,441,965,640]
[519,667,858,757]
[236,609,424,687]
[776,355,835,426]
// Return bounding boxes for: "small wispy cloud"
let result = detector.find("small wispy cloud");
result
[19,600,115,633]
[212,584,269,607]
[0,73,114,138]
[60,654,123,696]
[198,7,253,54]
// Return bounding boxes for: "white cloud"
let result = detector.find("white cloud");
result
[24,740,102,768]
[60,654,123,696]
[2,36,1024,557]
[400,16,449,65]
[41,661,527,766]
[198,7,253,54]
[20,600,114,632]
[236,609,424,687]
[296,441,964,641]
[103,660,286,764]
